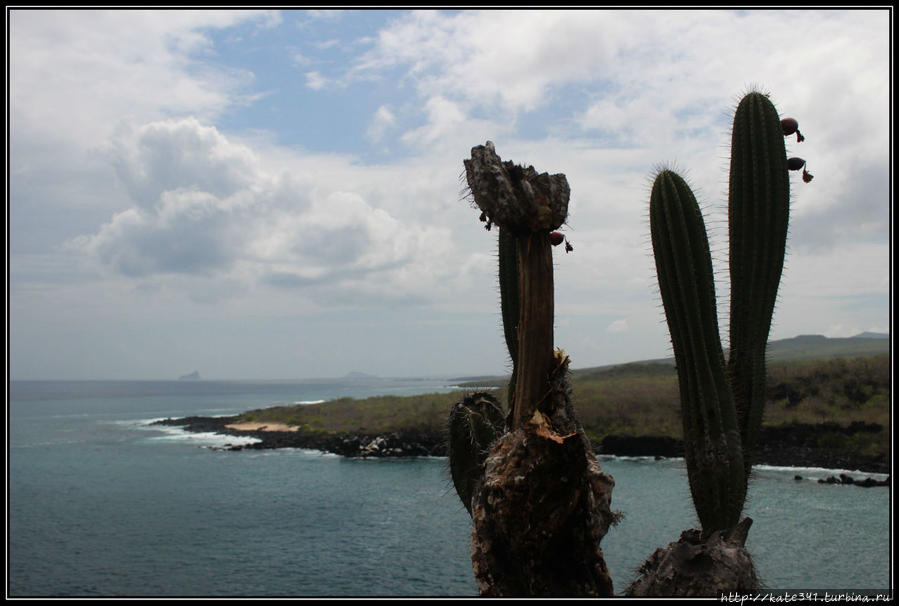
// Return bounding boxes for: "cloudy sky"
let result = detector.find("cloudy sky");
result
[8,8,891,380]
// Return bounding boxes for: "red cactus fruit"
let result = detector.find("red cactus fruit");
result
[782,118,805,142]
[787,157,806,171]
[550,231,564,246]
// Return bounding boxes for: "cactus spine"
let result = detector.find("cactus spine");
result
[650,91,798,535]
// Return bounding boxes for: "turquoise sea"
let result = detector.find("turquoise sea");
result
[7,380,892,597]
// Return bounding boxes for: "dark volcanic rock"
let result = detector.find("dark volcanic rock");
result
[153,416,889,475]
[596,423,887,475]
[817,474,889,487]
[151,417,446,458]
[751,422,888,474]
[599,435,684,458]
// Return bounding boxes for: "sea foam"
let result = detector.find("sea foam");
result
[141,422,261,447]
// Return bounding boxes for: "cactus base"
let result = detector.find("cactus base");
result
[470,426,616,597]
[626,518,759,597]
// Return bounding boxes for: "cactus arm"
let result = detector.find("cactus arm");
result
[650,170,745,533]
[448,392,506,516]
[727,92,791,476]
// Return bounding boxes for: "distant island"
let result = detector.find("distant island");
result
[343,371,379,380]
[178,371,200,381]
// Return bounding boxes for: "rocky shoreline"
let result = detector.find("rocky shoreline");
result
[152,416,890,483]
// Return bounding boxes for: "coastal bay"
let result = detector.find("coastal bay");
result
[153,412,890,478]
[153,351,891,477]
[10,368,890,596]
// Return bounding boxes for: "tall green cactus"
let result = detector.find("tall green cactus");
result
[727,92,791,479]
[650,170,746,533]
[650,91,802,535]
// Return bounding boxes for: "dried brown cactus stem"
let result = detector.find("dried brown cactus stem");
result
[471,425,616,597]
[470,353,615,597]
[463,141,570,430]
[512,231,556,429]
[463,142,613,597]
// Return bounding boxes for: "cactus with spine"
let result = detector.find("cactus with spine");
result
[650,90,802,533]
[650,168,747,534]
[629,90,810,596]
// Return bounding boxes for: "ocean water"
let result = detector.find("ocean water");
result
[7,380,892,597]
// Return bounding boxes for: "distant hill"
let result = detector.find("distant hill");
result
[766,334,890,362]
[456,333,891,385]
[852,331,889,339]
[178,371,200,381]
[576,333,890,377]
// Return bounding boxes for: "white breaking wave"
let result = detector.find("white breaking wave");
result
[140,422,261,447]
[597,456,888,481]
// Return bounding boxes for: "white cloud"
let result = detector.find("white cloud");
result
[607,319,629,334]
[108,118,262,209]
[8,8,278,242]
[69,117,468,312]
[9,9,273,145]
[9,9,890,379]
[354,10,629,113]
[367,105,397,142]
[292,51,313,66]
[73,190,240,276]
[305,71,329,90]
[400,96,467,146]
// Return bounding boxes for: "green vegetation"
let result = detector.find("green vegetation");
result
[577,354,890,462]
[232,353,889,461]
[235,391,462,435]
